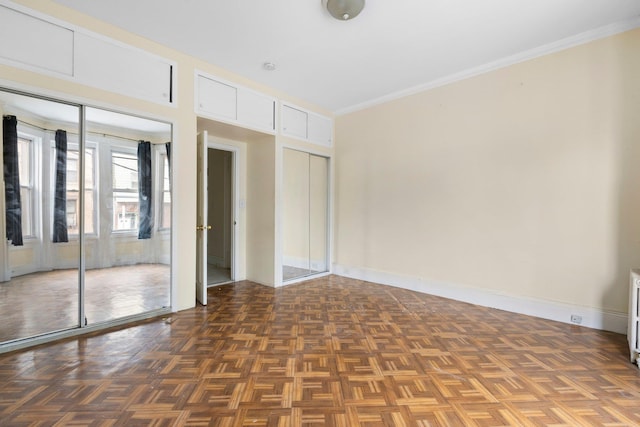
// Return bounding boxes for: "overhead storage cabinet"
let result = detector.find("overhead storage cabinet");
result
[74,33,174,105]
[0,4,74,75]
[281,102,333,147]
[196,72,276,134]
[0,3,174,106]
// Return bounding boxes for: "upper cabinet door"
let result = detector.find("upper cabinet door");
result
[0,5,73,75]
[196,74,238,121]
[195,72,276,134]
[281,104,308,140]
[237,87,275,132]
[308,112,333,146]
[281,103,333,147]
[74,32,174,105]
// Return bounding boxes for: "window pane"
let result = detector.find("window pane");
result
[112,153,138,190]
[67,151,79,191]
[162,192,171,229]
[163,156,170,191]
[84,189,94,234]
[17,137,33,238]
[112,152,138,231]
[17,137,30,185]
[85,148,94,188]
[113,192,138,231]
[64,148,96,235]
[66,191,79,233]
[20,187,32,237]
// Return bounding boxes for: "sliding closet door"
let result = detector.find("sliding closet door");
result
[83,108,171,325]
[309,154,328,275]
[283,149,310,280]
[282,149,329,282]
[0,90,81,343]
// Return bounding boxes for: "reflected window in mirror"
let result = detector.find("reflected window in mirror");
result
[0,88,172,349]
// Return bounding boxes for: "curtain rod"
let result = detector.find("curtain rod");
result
[11,117,161,144]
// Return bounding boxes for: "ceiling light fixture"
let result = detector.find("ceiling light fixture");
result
[322,0,365,21]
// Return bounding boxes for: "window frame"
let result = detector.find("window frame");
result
[156,148,170,231]
[55,138,99,239]
[16,130,39,241]
[110,147,139,234]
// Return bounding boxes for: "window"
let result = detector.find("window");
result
[159,152,171,229]
[112,151,138,232]
[17,135,34,239]
[65,146,96,235]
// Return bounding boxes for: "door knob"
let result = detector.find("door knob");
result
[196,225,212,231]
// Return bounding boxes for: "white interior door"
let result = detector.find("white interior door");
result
[196,131,208,305]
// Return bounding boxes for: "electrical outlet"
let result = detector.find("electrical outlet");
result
[570,314,582,324]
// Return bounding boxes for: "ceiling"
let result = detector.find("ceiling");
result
[52,0,640,114]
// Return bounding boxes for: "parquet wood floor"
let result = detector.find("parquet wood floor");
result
[1,275,639,426]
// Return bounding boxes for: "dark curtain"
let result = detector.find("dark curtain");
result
[137,141,152,239]
[3,115,23,246]
[53,130,68,243]
[165,142,171,173]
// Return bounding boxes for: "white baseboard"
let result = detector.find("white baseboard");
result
[333,264,627,334]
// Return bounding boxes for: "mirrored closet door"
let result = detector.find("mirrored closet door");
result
[0,91,81,342]
[0,89,171,347]
[83,107,171,325]
[282,148,328,282]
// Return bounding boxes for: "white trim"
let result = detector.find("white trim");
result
[206,140,240,282]
[333,264,628,334]
[336,17,640,116]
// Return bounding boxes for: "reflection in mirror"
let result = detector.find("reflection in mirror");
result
[84,107,171,325]
[0,89,172,348]
[0,90,81,342]
[282,148,328,282]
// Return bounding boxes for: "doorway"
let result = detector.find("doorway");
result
[206,148,233,286]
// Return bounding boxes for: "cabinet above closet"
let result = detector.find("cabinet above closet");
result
[281,102,333,147]
[0,2,175,106]
[195,72,276,134]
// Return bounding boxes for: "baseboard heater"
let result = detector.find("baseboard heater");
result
[629,270,640,368]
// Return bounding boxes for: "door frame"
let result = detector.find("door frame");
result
[206,140,239,284]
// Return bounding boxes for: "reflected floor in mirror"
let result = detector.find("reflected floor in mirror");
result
[282,265,323,281]
[0,264,169,343]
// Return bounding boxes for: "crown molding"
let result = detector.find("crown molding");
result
[336,16,640,116]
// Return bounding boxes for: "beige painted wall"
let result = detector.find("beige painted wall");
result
[335,28,640,315]
[247,136,276,286]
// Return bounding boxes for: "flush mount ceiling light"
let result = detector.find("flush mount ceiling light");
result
[322,0,365,21]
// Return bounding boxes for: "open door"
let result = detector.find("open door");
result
[196,131,208,305]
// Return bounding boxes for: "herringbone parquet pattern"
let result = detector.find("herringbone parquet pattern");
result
[1,275,639,426]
